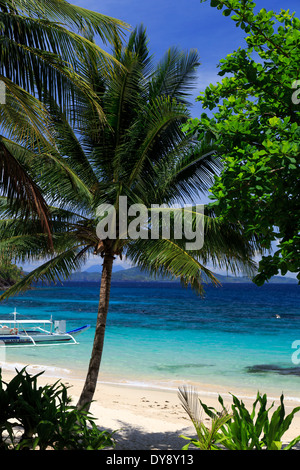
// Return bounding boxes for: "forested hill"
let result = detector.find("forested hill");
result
[68,266,297,284]
[0,262,23,289]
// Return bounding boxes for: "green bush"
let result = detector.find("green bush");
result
[0,257,23,288]
[179,387,300,450]
[0,367,115,450]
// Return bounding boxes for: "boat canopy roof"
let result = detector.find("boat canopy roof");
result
[0,319,52,324]
[0,309,53,325]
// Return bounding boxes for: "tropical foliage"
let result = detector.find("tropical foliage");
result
[0,256,23,288]
[0,0,127,236]
[184,0,300,284]
[0,368,114,450]
[179,386,300,450]
[0,25,259,409]
[0,0,126,111]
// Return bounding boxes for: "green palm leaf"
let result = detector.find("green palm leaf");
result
[0,138,53,245]
[149,47,201,105]
[0,246,86,300]
[125,237,220,296]
[0,0,128,125]
[0,77,53,146]
[0,0,128,231]
[5,0,128,43]
[127,96,191,187]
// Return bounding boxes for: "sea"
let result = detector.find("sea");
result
[0,281,300,401]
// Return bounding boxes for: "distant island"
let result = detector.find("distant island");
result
[68,266,297,284]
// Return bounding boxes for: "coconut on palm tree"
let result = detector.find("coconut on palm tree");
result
[0,26,259,410]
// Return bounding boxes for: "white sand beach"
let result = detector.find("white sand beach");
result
[2,368,300,450]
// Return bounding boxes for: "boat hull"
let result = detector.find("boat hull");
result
[0,325,90,346]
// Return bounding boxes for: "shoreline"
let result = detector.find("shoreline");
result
[2,364,300,450]
[2,357,300,403]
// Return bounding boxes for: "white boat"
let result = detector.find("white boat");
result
[0,309,90,346]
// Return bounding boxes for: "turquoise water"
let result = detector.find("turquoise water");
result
[0,281,300,399]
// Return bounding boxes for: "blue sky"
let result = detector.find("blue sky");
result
[22,0,299,274]
[71,0,300,116]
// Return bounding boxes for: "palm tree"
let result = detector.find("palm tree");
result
[0,26,258,410]
[0,0,127,235]
[0,0,127,110]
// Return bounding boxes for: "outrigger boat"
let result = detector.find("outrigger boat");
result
[0,309,90,346]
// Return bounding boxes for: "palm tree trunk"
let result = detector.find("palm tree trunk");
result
[77,253,114,410]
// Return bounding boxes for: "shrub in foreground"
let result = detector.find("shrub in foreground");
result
[179,386,300,450]
[0,367,115,450]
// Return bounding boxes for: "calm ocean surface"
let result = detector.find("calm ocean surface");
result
[1,281,300,399]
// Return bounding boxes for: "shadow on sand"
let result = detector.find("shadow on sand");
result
[99,421,195,450]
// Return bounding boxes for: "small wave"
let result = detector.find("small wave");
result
[0,360,71,377]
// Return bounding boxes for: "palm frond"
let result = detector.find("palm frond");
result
[139,140,221,206]
[4,0,129,44]
[0,246,86,300]
[0,137,94,215]
[0,138,53,246]
[1,38,106,122]
[0,2,128,121]
[0,77,53,147]
[149,47,201,105]
[43,96,100,188]
[165,139,221,201]
[178,385,231,450]
[200,206,261,276]
[178,386,202,428]
[127,96,190,187]
[123,204,258,292]
[125,237,221,296]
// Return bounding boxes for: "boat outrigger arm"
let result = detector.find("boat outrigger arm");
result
[0,309,90,347]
